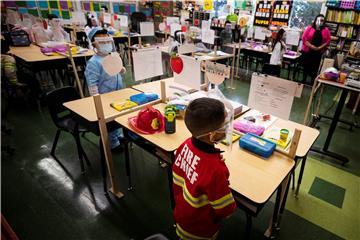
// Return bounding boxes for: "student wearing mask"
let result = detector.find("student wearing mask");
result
[301,14,331,84]
[84,27,126,150]
[269,28,287,76]
[46,14,70,42]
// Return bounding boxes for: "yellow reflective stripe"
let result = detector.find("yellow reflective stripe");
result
[176,224,213,240]
[209,192,235,210]
[173,171,209,208]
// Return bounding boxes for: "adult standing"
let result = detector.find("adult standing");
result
[301,14,331,84]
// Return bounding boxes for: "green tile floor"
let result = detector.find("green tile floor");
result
[2,67,359,239]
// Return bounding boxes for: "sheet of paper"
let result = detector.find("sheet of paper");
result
[140,22,155,36]
[118,15,128,27]
[239,109,278,130]
[103,13,112,24]
[167,16,180,25]
[248,74,298,119]
[71,11,86,25]
[201,29,215,44]
[178,43,196,54]
[254,27,266,41]
[201,20,211,30]
[247,27,254,39]
[170,23,181,37]
[286,30,300,46]
[132,48,163,81]
[174,55,201,90]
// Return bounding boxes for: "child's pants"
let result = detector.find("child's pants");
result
[109,128,122,149]
[1,54,18,85]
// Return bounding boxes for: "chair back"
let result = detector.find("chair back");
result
[46,86,80,127]
[130,12,146,32]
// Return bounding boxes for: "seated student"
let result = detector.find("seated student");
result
[46,14,70,42]
[173,98,236,240]
[1,38,26,87]
[268,29,286,77]
[84,27,126,150]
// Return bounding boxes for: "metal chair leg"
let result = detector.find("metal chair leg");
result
[50,129,61,156]
[73,133,85,174]
[245,213,252,239]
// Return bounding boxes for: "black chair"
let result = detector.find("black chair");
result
[130,12,146,33]
[262,63,281,77]
[46,86,90,174]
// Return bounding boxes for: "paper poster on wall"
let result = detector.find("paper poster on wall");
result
[254,27,266,40]
[247,73,299,119]
[132,48,163,81]
[174,55,201,90]
[285,30,300,46]
[170,23,181,36]
[202,29,215,44]
[140,22,155,36]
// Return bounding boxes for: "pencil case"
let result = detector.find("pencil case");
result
[130,93,159,105]
[110,100,138,111]
[233,120,265,136]
[239,133,276,158]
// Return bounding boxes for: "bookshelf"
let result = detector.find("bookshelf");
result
[325,4,360,55]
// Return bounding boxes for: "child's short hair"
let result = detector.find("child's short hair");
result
[90,28,108,42]
[185,98,226,137]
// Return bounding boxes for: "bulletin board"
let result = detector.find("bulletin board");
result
[81,1,110,14]
[153,1,173,23]
[270,0,292,27]
[38,1,73,19]
[253,0,272,27]
[4,1,38,16]
[4,0,73,19]
[112,2,136,15]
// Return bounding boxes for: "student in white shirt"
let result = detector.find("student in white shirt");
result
[269,29,286,76]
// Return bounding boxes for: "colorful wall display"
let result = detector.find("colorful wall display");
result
[270,0,292,27]
[4,0,73,19]
[254,0,272,26]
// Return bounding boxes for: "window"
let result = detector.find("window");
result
[289,0,323,28]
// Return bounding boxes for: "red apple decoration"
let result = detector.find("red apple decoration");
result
[170,55,183,74]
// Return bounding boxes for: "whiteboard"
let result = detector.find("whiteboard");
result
[132,48,163,81]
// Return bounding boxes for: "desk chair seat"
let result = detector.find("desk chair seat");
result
[47,86,91,174]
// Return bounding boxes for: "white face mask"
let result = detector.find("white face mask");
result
[94,37,115,55]
[315,17,324,28]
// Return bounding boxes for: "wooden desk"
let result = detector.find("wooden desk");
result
[193,50,234,61]
[9,44,94,63]
[131,78,197,97]
[64,88,141,122]
[304,78,360,165]
[115,102,299,237]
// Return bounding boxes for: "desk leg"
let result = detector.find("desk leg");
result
[123,130,133,191]
[264,174,290,238]
[99,138,108,194]
[295,155,307,197]
[311,89,349,165]
[168,154,175,210]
